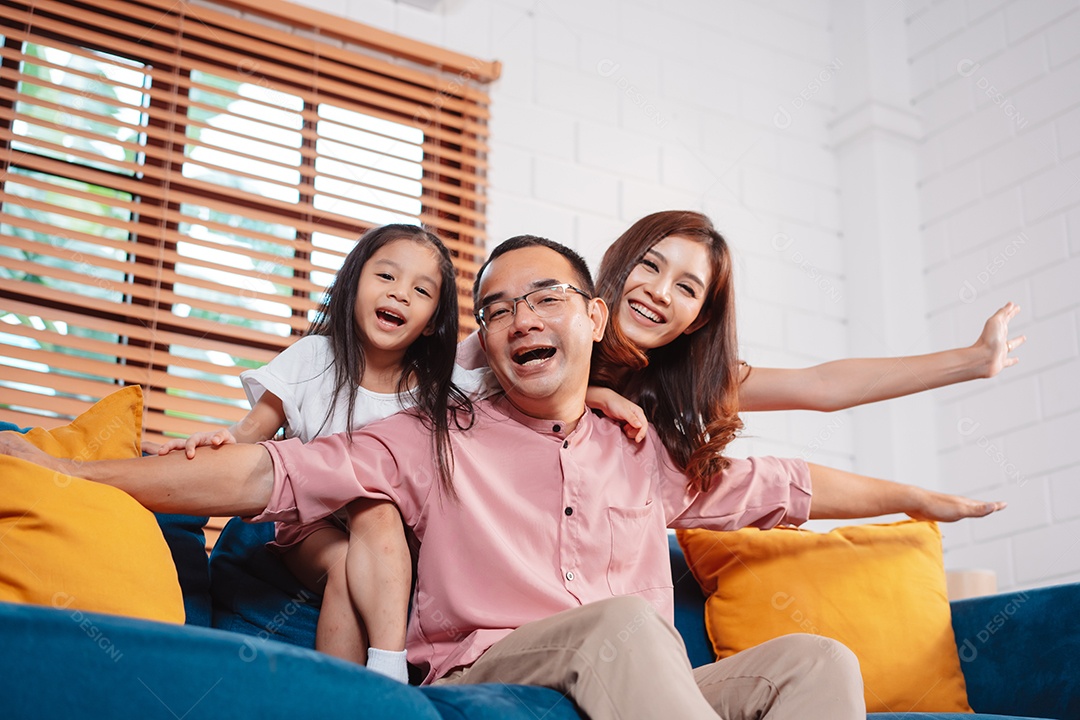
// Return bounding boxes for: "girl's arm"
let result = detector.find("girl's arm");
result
[807,462,1005,521]
[739,302,1025,412]
[230,392,287,443]
[148,392,286,459]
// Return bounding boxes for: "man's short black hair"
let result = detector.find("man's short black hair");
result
[472,235,596,308]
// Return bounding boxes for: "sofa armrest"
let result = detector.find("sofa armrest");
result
[950,582,1080,719]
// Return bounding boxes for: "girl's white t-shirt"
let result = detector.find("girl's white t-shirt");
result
[240,335,491,443]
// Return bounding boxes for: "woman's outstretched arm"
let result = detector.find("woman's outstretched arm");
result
[807,462,1005,522]
[0,432,274,517]
[739,302,1024,412]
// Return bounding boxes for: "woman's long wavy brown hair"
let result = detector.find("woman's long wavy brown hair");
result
[592,210,742,492]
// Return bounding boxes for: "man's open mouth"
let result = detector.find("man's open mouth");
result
[512,347,556,365]
[629,300,663,324]
[376,309,405,326]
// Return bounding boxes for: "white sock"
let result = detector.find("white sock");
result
[366,647,408,683]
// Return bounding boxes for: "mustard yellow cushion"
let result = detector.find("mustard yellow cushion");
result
[0,386,184,623]
[677,521,972,714]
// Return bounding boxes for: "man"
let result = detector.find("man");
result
[1,236,1003,720]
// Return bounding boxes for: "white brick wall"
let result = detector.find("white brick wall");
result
[288,0,1077,591]
[911,0,1080,591]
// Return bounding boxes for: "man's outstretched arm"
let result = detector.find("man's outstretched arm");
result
[807,462,1005,522]
[0,432,274,518]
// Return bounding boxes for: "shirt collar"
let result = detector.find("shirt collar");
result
[489,394,589,440]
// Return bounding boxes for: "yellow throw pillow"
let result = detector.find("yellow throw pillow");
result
[677,521,972,714]
[0,386,184,624]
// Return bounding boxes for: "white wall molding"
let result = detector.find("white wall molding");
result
[831,100,922,148]
[831,0,937,488]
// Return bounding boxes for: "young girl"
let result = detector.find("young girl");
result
[151,224,479,682]
[589,210,1024,486]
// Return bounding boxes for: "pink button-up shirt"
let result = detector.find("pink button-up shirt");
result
[255,396,812,684]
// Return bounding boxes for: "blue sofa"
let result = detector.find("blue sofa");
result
[2,513,1077,720]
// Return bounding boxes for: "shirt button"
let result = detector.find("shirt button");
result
[553,424,561,432]
[562,440,568,449]
[564,506,573,516]
[565,570,575,581]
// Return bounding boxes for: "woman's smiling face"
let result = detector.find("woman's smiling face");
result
[617,234,713,351]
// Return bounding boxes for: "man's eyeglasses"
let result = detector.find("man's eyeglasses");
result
[475,283,591,331]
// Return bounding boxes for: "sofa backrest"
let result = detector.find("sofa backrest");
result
[160,517,719,664]
[668,534,715,667]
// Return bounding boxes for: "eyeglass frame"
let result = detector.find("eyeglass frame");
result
[474,282,592,331]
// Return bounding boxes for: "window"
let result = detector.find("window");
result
[0,0,496,440]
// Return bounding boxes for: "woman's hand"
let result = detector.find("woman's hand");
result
[808,462,1006,521]
[586,386,648,442]
[973,302,1025,378]
[154,429,238,459]
[906,488,1006,523]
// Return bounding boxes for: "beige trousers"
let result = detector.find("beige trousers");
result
[435,596,864,720]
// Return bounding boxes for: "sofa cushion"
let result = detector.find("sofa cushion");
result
[421,684,582,720]
[208,517,319,646]
[155,513,212,626]
[3,385,142,460]
[0,386,185,624]
[950,581,1080,719]
[869,715,1044,719]
[677,520,972,714]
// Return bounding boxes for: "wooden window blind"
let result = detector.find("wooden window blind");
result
[0,0,498,445]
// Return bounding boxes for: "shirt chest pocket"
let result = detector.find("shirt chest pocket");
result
[605,501,673,596]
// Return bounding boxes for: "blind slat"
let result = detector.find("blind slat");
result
[4,150,489,249]
[0,27,492,152]
[0,113,489,219]
[0,275,308,341]
[2,5,491,143]
[38,0,498,98]
[0,257,313,332]
[0,318,262,380]
[0,297,284,362]
[0,386,114,424]
[0,406,74,430]
[193,0,501,83]
[0,343,248,406]
[0,322,152,365]
[0,231,325,316]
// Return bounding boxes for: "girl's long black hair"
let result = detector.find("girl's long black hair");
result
[306,224,473,495]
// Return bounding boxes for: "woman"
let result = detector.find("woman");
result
[590,210,1023,489]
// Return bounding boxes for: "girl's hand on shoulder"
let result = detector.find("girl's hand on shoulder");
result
[973,302,1025,378]
[586,386,648,442]
[156,429,238,459]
